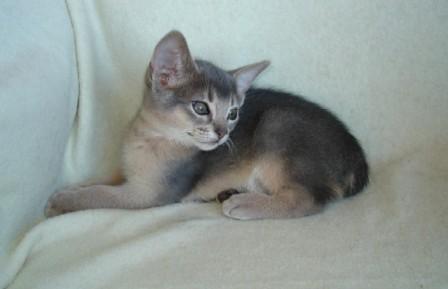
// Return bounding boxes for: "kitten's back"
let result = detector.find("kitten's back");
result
[230,88,369,201]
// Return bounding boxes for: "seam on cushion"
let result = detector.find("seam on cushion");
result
[56,0,82,187]
[64,0,81,123]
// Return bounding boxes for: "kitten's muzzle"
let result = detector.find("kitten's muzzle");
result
[215,127,227,140]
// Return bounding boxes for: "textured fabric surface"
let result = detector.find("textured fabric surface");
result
[0,0,78,279]
[2,0,448,288]
[5,148,448,289]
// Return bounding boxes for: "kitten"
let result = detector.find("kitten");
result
[45,31,368,220]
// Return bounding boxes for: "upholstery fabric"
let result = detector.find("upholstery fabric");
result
[0,0,78,281]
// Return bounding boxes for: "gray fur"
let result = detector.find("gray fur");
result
[196,60,237,98]
[156,154,204,204]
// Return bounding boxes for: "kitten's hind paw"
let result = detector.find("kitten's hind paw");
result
[216,189,241,203]
[222,192,272,220]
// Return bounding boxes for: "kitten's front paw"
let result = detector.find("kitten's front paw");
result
[222,192,267,220]
[44,203,64,218]
[45,187,81,218]
[45,192,68,218]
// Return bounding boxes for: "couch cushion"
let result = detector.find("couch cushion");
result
[0,0,78,279]
[5,146,448,288]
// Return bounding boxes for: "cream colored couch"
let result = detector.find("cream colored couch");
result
[1,1,447,288]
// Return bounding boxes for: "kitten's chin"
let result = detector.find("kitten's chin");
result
[194,136,228,151]
[195,142,220,151]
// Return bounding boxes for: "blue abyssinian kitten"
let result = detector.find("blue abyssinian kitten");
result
[46,31,369,220]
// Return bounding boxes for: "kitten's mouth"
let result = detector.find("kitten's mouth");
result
[198,140,218,144]
[196,136,229,151]
[187,132,227,151]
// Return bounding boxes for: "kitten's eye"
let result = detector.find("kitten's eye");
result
[227,108,239,121]
[192,101,210,115]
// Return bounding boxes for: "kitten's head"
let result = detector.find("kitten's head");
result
[145,31,269,151]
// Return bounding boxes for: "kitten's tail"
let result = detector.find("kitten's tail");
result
[345,153,369,198]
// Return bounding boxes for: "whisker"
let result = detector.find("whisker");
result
[229,138,236,151]
[225,140,233,155]
[226,137,237,156]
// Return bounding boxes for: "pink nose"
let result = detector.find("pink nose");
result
[215,128,227,139]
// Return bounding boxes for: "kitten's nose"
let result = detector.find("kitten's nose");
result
[214,127,227,139]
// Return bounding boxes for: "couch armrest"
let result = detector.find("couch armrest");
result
[0,0,78,272]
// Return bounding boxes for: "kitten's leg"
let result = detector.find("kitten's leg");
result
[222,159,321,220]
[222,188,319,220]
[45,183,155,217]
[181,163,252,203]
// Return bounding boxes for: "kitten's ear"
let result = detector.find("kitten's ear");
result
[148,30,197,89]
[230,60,270,95]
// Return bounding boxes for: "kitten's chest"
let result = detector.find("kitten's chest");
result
[158,154,204,203]
[123,136,202,197]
